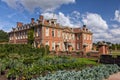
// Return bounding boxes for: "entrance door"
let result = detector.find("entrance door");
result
[64,42,68,51]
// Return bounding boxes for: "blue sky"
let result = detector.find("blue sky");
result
[0,0,120,43]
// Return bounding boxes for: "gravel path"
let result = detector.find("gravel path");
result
[0,75,6,80]
[107,72,120,80]
[1,72,120,80]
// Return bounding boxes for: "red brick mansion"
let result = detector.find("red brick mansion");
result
[9,15,93,52]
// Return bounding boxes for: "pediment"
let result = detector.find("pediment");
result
[63,27,72,32]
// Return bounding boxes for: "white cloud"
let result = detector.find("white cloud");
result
[110,38,120,43]
[81,12,119,43]
[71,11,81,20]
[82,13,108,33]
[114,10,120,22]
[2,0,75,12]
[93,32,112,39]
[93,27,120,43]
[110,28,120,37]
[111,24,120,28]
[69,11,82,26]
[42,12,81,27]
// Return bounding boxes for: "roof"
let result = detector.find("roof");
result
[9,15,93,35]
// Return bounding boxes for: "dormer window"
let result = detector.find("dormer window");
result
[27,25,29,29]
[20,27,21,30]
[51,21,54,24]
[47,20,49,23]
[24,26,26,29]
[21,27,22,30]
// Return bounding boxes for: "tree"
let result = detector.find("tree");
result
[27,29,34,45]
[0,30,9,42]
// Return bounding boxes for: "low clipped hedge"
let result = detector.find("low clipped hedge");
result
[100,55,120,66]
[0,44,49,56]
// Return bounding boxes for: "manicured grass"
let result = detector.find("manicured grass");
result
[111,50,120,55]
[77,58,98,65]
[48,55,98,65]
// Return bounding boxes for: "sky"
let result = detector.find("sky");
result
[0,0,120,43]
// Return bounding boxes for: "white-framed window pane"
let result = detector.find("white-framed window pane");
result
[84,34,86,40]
[45,41,49,46]
[57,30,60,37]
[72,34,74,40]
[38,28,40,36]
[77,43,79,49]
[52,29,55,37]
[46,27,49,36]
[52,42,55,50]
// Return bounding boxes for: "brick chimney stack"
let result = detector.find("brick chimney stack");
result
[83,25,87,31]
[83,25,86,28]
[31,18,35,24]
[17,22,23,27]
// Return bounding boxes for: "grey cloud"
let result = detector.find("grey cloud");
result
[2,0,75,12]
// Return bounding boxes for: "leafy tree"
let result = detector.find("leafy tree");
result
[0,30,9,42]
[27,29,34,45]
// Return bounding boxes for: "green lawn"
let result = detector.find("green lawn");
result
[48,55,98,65]
[111,50,120,55]
[76,58,98,65]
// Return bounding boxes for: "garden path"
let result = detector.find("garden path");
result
[107,72,120,80]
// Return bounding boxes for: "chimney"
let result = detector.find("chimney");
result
[56,23,59,27]
[83,25,86,28]
[31,18,35,24]
[83,25,86,31]
[17,22,23,27]
[39,15,44,21]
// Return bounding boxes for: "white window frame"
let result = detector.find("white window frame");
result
[52,42,55,50]
[45,41,49,46]
[77,43,79,49]
[72,34,74,40]
[84,34,86,40]
[57,30,60,37]
[37,28,40,36]
[57,42,60,48]
[77,34,79,40]
[46,27,49,36]
[52,29,55,37]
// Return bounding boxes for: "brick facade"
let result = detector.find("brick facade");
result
[98,42,109,54]
[9,15,93,52]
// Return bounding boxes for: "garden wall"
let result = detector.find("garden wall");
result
[100,55,120,66]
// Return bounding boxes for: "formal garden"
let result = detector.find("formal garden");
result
[0,44,120,80]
